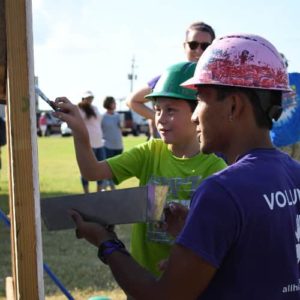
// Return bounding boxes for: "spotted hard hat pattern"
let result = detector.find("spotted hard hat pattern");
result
[182,34,292,92]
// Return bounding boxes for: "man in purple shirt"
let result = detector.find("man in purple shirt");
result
[70,33,300,299]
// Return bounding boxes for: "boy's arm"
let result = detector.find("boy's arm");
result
[54,97,113,180]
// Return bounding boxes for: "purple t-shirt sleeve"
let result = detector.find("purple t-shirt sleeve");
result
[147,75,161,89]
[176,178,240,268]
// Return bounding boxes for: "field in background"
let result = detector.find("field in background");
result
[0,135,146,300]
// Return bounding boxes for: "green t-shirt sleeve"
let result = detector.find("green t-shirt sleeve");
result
[203,154,227,179]
[106,141,151,184]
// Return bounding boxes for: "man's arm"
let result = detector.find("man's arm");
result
[54,97,113,180]
[71,211,216,300]
[126,85,155,121]
[109,242,216,300]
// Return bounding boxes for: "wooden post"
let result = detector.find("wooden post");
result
[5,0,44,299]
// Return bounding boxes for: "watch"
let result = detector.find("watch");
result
[98,238,130,264]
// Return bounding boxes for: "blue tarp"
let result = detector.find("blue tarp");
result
[271,73,300,147]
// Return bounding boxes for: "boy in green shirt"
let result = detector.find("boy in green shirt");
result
[54,62,227,276]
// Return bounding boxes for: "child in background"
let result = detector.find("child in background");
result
[102,96,123,190]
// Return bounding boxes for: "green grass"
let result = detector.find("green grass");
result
[0,134,147,300]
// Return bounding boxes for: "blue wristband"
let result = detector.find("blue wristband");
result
[98,238,130,264]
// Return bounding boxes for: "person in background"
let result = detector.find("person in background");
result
[54,62,227,278]
[38,112,47,137]
[126,21,215,139]
[78,91,105,193]
[70,34,300,300]
[271,53,300,161]
[101,96,123,190]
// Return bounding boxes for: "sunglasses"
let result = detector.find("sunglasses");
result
[186,41,211,51]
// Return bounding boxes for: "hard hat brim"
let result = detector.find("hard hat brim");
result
[181,77,293,93]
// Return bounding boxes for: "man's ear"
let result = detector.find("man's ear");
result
[229,92,246,120]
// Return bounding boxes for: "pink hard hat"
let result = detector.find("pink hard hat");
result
[181,33,292,92]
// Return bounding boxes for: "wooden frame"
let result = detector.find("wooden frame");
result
[3,0,44,298]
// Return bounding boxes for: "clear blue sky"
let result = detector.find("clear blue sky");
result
[32,0,300,111]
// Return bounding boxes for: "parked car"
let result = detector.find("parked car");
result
[117,110,149,137]
[60,122,72,137]
[37,111,61,136]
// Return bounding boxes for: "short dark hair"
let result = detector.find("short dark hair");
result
[185,22,216,41]
[213,86,282,130]
[103,96,115,109]
[185,99,197,112]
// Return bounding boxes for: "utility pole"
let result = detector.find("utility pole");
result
[128,56,137,92]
